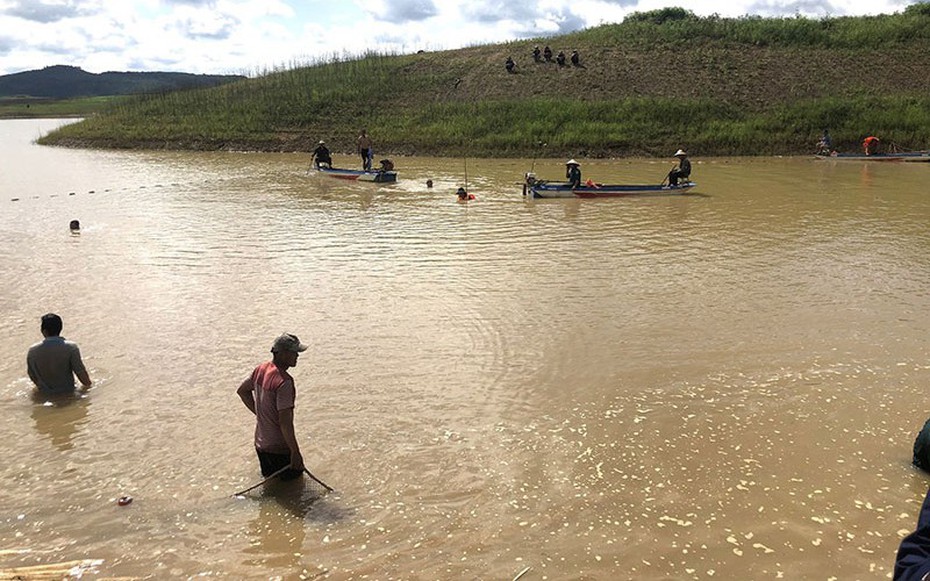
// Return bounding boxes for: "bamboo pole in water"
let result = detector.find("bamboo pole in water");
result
[0,558,104,580]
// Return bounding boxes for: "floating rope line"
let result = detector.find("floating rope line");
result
[10,188,111,202]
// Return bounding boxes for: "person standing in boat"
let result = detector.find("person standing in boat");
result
[310,140,332,169]
[237,333,309,482]
[565,159,582,188]
[863,135,880,155]
[666,149,691,186]
[357,129,374,171]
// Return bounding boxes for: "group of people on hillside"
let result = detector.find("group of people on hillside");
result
[532,45,581,67]
[507,46,582,73]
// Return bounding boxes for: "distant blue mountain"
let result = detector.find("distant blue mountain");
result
[0,65,245,98]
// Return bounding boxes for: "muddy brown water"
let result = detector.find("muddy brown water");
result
[2,119,930,579]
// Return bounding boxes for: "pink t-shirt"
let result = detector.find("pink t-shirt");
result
[249,361,296,454]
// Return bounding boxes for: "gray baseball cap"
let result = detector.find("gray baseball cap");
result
[271,333,309,353]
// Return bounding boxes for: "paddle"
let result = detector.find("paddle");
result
[660,162,676,186]
[463,154,469,195]
[530,141,547,175]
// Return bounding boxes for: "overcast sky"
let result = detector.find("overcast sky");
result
[0,0,921,77]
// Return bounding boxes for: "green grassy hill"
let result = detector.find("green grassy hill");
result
[39,5,930,157]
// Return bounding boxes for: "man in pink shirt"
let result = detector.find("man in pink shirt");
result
[237,333,308,481]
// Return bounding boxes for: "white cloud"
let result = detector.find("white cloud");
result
[3,0,104,23]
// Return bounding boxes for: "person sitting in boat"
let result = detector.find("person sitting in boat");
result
[311,140,332,169]
[816,129,832,155]
[532,45,541,62]
[505,57,516,74]
[378,159,395,172]
[863,135,880,156]
[456,187,475,201]
[666,149,691,186]
[556,51,566,66]
[565,159,582,188]
[543,46,553,62]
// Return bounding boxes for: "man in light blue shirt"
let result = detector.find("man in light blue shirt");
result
[26,313,92,395]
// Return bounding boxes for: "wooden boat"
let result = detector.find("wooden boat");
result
[523,173,695,198]
[317,166,398,182]
[815,151,930,162]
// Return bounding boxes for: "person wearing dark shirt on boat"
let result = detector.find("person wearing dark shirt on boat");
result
[816,129,832,155]
[863,135,880,155]
[666,149,691,186]
[311,140,331,169]
[357,129,373,170]
[565,159,582,188]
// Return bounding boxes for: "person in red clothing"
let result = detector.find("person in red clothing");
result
[863,135,880,155]
[237,333,309,481]
[456,187,475,201]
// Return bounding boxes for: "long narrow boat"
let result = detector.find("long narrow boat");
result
[815,151,930,162]
[316,166,398,183]
[523,175,696,199]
